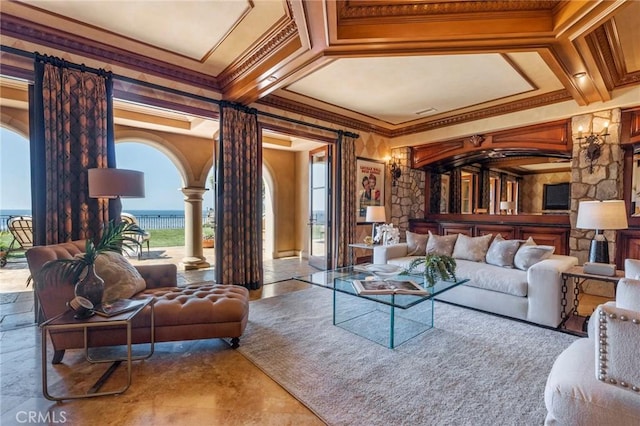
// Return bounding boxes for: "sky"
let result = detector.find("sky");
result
[0,127,215,212]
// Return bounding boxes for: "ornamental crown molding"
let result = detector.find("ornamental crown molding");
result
[338,0,559,20]
[218,18,299,89]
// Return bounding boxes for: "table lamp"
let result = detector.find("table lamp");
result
[576,200,628,264]
[500,201,515,215]
[365,206,386,242]
[88,168,145,222]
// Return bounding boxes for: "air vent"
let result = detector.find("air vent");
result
[415,107,437,116]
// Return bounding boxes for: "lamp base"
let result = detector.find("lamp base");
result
[589,238,610,264]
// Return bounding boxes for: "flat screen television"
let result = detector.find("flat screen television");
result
[542,182,570,211]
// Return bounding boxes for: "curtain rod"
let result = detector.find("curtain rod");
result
[1,44,359,139]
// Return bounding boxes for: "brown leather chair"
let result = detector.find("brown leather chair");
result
[27,240,249,364]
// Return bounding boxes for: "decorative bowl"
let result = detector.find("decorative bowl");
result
[365,264,404,279]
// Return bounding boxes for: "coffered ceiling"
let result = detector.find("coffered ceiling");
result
[1,0,639,140]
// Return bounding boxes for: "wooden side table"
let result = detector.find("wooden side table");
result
[40,298,155,401]
[559,266,624,334]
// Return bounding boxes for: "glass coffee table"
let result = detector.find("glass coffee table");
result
[296,266,468,348]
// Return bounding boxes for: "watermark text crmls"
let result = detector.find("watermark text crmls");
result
[15,411,68,424]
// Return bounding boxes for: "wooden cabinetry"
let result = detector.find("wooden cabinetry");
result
[409,214,570,255]
[615,229,640,268]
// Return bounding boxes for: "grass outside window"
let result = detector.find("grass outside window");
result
[0,228,187,253]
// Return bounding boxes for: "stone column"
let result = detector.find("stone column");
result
[390,147,425,234]
[181,187,210,270]
[569,108,623,264]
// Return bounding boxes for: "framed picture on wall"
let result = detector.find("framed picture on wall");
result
[356,158,386,223]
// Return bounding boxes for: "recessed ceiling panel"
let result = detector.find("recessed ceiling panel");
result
[24,0,252,60]
[615,1,640,72]
[286,54,534,125]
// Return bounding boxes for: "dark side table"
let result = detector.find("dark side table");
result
[560,266,624,335]
[40,298,155,401]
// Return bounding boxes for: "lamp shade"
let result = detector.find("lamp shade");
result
[576,200,628,230]
[500,201,515,210]
[88,168,145,198]
[365,206,386,223]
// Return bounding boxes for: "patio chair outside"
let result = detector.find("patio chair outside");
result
[120,212,150,259]
[1,215,34,267]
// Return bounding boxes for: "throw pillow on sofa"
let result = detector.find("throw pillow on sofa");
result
[426,231,458,256]
[485,234,521,268]
[452,233,493,262]
[406,231,429,256]
[513,238,555,270]
[94,251,146,302]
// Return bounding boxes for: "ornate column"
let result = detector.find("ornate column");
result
[181,187,210,270]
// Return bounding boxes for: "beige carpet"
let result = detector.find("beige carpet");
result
[238,285,578,425]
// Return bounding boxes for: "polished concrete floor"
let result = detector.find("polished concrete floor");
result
[1,251,325,426]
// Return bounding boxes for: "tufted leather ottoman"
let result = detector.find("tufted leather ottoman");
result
[136,282,250,348]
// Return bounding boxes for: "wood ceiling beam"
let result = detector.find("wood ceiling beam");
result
[219,0,331,105]
[545,0,632,105]
[328,0,557,44]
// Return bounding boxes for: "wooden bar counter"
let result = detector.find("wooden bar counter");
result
[409,213,571,255]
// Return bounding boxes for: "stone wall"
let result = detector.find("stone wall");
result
[569,108,624,264]
[390,147,425,234]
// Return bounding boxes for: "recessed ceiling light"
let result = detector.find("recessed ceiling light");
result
[267,75,278,82]
[415,107,437,116]
[573,72,587,79]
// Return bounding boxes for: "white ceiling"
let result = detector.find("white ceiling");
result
[286,54,536,125]
[26,0,253,61]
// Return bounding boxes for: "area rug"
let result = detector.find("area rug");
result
[237,285,578,426]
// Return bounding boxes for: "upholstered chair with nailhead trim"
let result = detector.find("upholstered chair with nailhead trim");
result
[544,259,640,426]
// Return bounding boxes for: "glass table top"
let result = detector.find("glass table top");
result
[295,265,468,310]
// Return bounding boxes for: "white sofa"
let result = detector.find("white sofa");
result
[373,241,578,328]
[544,259,640,425]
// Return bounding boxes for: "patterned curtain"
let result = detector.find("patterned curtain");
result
[31,57,114,245]
[450,168,462,214]
[215,103,262,289]
[333,132,357,268]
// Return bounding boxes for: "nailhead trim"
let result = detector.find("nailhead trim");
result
[597,307,640,393]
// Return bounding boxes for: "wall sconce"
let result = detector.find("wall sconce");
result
[389,158,402,186]
[577,123,608,173]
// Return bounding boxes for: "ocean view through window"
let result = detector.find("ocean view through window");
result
[0,209,212,231]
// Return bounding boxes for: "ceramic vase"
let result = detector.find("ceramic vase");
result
[74,264,104,307]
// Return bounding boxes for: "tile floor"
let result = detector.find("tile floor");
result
[1,249,324,425]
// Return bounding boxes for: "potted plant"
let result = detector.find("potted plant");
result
[0,244,7,268]
[202,225,215,248]
[0,230,9,267]
[33,221,144,306]
[408,253,457,287]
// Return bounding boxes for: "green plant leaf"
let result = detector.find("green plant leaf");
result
[32,219,146,288]
[407,253,457,287]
